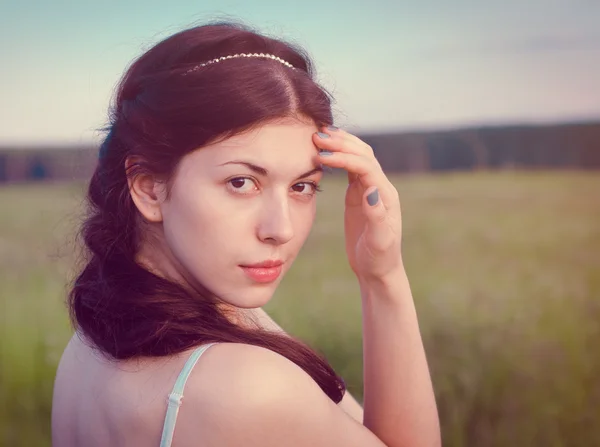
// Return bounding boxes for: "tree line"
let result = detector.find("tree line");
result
[0,121,598,183]
[361,121,600,173]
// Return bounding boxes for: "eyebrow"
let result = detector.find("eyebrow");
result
[218,161,323,180]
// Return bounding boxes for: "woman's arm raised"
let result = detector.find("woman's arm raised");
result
[313,126,441,447]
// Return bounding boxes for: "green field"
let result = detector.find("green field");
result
[1,171,599,446]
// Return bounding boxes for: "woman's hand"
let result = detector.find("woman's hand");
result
[312,127,403,283]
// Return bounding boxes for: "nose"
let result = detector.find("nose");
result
[257,193,294,245]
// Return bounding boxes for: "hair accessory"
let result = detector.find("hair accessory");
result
[185,53,295,75]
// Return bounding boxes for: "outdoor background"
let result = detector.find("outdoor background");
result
[1,1,599,446]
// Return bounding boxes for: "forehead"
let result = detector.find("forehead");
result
[183,119,321,176]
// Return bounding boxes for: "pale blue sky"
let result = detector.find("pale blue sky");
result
[1,0,599,145]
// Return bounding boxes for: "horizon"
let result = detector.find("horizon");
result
[3,117,598,150]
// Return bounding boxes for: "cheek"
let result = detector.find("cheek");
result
[292,201,317,244]
[161,191,245,283]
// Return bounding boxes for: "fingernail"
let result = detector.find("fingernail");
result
[327,125,338,131]
[319,150,333,156]
[317,132,329,139]
[367,189,379,206]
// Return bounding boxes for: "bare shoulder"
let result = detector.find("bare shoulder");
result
[176,343,385,447]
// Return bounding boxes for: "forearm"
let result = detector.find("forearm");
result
[360,267,440,447]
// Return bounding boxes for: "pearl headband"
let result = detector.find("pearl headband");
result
[185,52,295,75]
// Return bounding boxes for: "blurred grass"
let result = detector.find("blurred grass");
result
[1,171,599,446]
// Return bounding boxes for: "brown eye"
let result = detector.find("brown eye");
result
[230,178,246,189]
[227,177,258,194]
[291,182,320,195]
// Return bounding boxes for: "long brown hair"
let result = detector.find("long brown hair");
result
[68,21,345,402]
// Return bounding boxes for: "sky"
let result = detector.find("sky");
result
[1,0,599,146]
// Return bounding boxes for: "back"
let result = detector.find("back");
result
[51,335,213,447]
[53,334,383,447]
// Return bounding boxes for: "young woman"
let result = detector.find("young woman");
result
[51,21,440,447]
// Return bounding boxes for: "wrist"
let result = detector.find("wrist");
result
[358,265,410,302]
[357,259,407,287]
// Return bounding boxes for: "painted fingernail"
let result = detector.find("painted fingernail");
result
[319,150,333,156]
[327,125,338,131]
[367,189,379,206]
[317,132,329,139]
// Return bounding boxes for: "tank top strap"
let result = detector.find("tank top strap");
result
[159,343,219,447]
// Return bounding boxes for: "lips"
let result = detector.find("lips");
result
[242,260,284,268]
[240,260,284,283]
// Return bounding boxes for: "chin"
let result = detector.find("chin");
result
[237,287,277,309]
[213,282,277,310]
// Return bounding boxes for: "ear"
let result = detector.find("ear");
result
[125,156,166,223]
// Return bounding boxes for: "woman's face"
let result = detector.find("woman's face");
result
[159,119,323,309]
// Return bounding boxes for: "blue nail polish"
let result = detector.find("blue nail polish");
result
[317,132,329,139]
[319,150,333,156]
[327,125,338,131]
[367,189,379,206]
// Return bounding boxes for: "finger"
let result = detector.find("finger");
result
[318,150,395,205]
[317,127,375,157]
[361,186,395,252]
[318,149,376,178]
[313,129,371,158]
